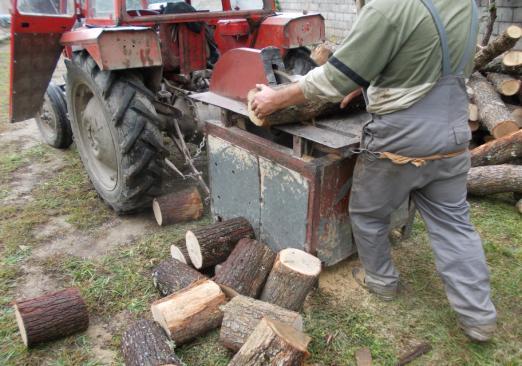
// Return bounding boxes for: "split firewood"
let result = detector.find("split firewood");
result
[185,217,255,269]
[121,319,182,366]
[502,50,522,75]
[474,25,522,71]
[152,187,203,226]
[170,240,192,266]
[468,73,518,138]
[214,238,276,298]
[228,318,311,366]
[13,288,89,347]
[396,342,432,366]
[486,73,521,97]
[467,165,522,196]
[471,130,522,167]
[260,248,322,311]
[311,43,333,66]
[220,295,304,352]
[151,258,206,296]
[151,279,226,345]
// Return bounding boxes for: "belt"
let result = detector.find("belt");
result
[352,148,468,167]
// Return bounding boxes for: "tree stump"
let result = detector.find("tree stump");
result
[121,319,182,366]
[486,72,521,96]
[151,258,206,296]
[151,279,226,345]
[474,25,522,71]
[468,73,518,138]
[467,165,522,196]
[260,248,322,311]
[170,240,193,266]
[220,295,304,352]
[185,217,255,269]
[471,130,522,167]
[152,187,203,226]
[228,318,311,366]
[214,238,276,298]
[13,288,89,347]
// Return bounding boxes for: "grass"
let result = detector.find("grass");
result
[0,43,521,365]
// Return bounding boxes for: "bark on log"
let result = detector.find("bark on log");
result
[471,130,522,167]
[152,187,203,226]
[467,165,522,195]
[214,238,276,298]
[506,104,522,127]
[502,50,522,75]
[186,217,255,269]
[121,319,182,366]
[170,240,192,266]
[480,1,497,47]
[151,258,206,296]
[486,72,522,96]
[468,73,518,138]
[474,25,522,71]
[228,318,311,366]
[151,279,226,345]
[260,248,321,311]
[13,288,89,347]
[220,295,304,352]
[481,56,522,76]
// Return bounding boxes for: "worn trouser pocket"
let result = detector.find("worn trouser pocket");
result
[453,124,472,145]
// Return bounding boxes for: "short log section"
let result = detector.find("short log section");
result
[228,318,311,366]
[152,258,206,296]
[486,72,522,96]
[214,238,276,298]
[474,25,522,71]
[13,288,89,347]
[186,217,255,269]
[260,248,322,311]
[121,319,182,366]
[153,187,203,226]
[220,295,304,352]
[151,279,226,345]
[471,130,522,167]
[467,165,522,196]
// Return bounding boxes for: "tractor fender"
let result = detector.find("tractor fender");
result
[61,27,163,71]
[254,13,325,51]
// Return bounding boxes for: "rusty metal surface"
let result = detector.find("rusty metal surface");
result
[179,24,208,75]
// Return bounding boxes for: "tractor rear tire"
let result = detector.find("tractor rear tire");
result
[66,52,165,213]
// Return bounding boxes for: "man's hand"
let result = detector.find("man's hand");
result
[340,87,363,109]
[250,84,281,119]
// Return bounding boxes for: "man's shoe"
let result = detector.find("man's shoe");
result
[458,321,496,342]
[352,267,398,301]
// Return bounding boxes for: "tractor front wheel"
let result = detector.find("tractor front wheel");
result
[66,52,165,213]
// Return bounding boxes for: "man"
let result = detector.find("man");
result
[251,0,497,342]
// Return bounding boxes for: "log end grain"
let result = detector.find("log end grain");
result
[503,51,522,67]
[491,120,519,139]
[506,25,522,40]
[279,248,322,277]
[468,103,479,122]
[170,245,188,264]
[185,230,203,268]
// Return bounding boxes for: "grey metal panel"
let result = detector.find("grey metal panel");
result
[317,217,356,267]
[275,123,359,149]
[207,136,261,236]
[259,157,309,252]
[189,92,249,116]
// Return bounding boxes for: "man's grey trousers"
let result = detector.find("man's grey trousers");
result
[349,76,497,327]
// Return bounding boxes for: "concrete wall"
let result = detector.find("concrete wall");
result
[478,0,522,49]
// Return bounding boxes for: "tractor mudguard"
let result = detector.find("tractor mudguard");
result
[254,13,325,51]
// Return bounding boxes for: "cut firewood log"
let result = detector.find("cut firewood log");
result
[471,130,522,167]
[186,217,255,269]
[152,187,203,226]
[467,165,522,195]
[474,25,522,71]
[486,73,522,96]
[170,240,192,266]
[228,318,311,366]
[151,279,226,345]
[152,258,206,296]
[220,295,304,352]
[468,73,518,138]
[502,50,522,75]
[214,238,276,298]
[310,43,333,66]
[506,104,522,127]
[468,103,479,122]
[481,56,522,76]
[13,288,89,347]
[121,319,182,366]
[468,121,480,132]
[260,248,321,311]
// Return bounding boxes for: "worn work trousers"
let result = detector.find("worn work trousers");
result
[349,76,497,326]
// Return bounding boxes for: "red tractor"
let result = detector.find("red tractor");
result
[9,0,325,212]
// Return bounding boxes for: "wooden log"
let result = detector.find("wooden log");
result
[228,318,310,366]
[185,217,255,269]
[481,56,522,76]
[214,238,276,298]
[310,43,333,66]
[486,73,522,96]
[502,50,522,75]
[468,73,518,138]
[474,25,522,71]
[471,130,522,167]
[151,279,226,345]
[121,319,183,366]
[260,248,321,311]
[151,258,206,296]
[469,121,480,132]
[480,0,497,47]
[220,295,304,352]
[467,165,522,195]
[13,288,89,347]
[468,103,479,122]
[152,187,203,226]
[170,240,192,266]
[506,104,522,127]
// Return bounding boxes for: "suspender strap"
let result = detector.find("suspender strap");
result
[419,0,452,77]
[456,0,479,74]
